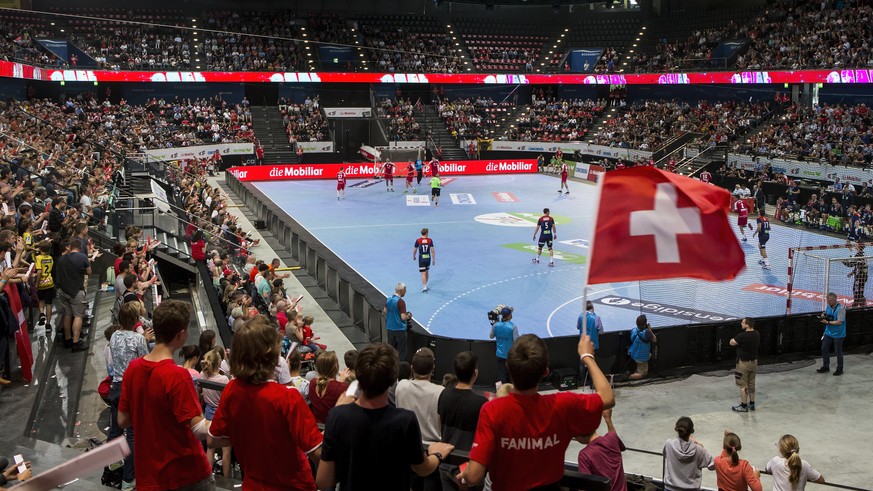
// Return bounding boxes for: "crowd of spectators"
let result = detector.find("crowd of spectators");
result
[437,97,511,140]
[201,10,305,72]
[591,99,772,151]
[506,98,606,142]
[360,23,463,73]
[733,102,873,167]
[279,96,330,145]
[0,19,62,67]
[627,22,746,72]
[68,25,190,71]
[379,98,421,141]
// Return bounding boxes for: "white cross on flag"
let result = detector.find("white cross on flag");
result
[588,166,745,284]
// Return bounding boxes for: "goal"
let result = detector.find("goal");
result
[787,242,873,314]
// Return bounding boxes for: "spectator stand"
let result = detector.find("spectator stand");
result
[454,18,555,73]
[544,15,641,73]
[358,15,463,74]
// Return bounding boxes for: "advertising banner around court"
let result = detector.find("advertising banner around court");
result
[727,153,873,185]
[227,159,538,182]
[489,141,653,161]
[144,143,254,161]
[297,142,335,153]
[324,107,372,118]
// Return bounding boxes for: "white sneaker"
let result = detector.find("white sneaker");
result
[741,237,747,242]
[548,261,555,267]
[121,480,136,491]
[422,286,428,293]
[763,264,771,270]
[532,258,540,264]
[757,259,764,265]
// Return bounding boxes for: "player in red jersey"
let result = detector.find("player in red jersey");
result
[559,162,570,195]
[413,228,435,292]
[734,199,753,242]
[533,208,557,266]
[336,167,346,200]
[615,160,626,170]
[430,159,440,176]
[405,163,415,194]
[382,160,396,192]
[699,170,712,183]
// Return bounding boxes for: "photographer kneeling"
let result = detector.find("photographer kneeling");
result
[489,307,518,385]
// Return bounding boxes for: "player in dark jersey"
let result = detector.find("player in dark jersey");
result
[414,159,424,191]
[752,210,771,269]
[382,160,396,192]
[412,228,435,292]
[845,242,868,307]
[336,167,346,201]
[532,208,557,267]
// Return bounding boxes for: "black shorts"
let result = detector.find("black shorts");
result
[419,259,431,272]
[37,287,55,304]
[431,188,441,197]
[758,234,769,248]
[538,238,553,248]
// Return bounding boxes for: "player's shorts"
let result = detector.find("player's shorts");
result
[738,216,748,227]
[758,234,769,248]
[418,257,431,272]
[37,287,55,304]
[416,170,423,179]
[431,188,441,197]
[337,182,346,191]
[406,175,414,183]
[385,174,393,182]
[561,174,568,183]
[538,237,553,249]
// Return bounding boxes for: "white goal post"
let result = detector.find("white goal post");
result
[787,242,873,314]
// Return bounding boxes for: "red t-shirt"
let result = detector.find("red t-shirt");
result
[191,240,206,261]
[308,379,349,424]
[577,431,628,491]
[469,391,603,490]
[118,358,211,491]
[249,266,260,283]
[734,200,749,218]
[209,380,323,491]
[114,257,124,275]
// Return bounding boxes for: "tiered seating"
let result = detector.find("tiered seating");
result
[437,97,512,140]
[733,103,873,167]
[378,98,420,140]
[455,20,553,72]
[45,7,190,70]
[201,10,303,72]
[547,16,641,72]
[591,99,771,150]
[359,15,462,73]
[505,98,606,142]
[0,12,59,66]
[279,97,330,144]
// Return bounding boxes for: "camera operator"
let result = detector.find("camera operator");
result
[489,307,518,384]
[817,292,846,376]
[384,283,412,361]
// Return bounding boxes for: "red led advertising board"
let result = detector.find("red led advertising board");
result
[227,160,538,182]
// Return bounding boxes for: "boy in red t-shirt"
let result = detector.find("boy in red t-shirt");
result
[456,334,614,490]
[118,300,213,491]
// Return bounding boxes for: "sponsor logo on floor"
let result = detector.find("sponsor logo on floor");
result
[492,192,520,202]
[742,283,869,307]
[406,195,431,206]
[450,193,476,205]
[501,243,586,264]
[597,296,738,322]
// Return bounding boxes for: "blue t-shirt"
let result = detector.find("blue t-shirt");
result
[386,295,406,332]
[491,321,517,359]
[577,311,600,350]
[414,160,423,172]
[629,326,653,362]
[825,303,847,338]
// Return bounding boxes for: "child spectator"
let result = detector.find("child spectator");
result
[714,431,761,491]
[663,416,715,491]
[766,435,825,491]
[208,315,323,490]
[308,351,349,424]
[576,409,627,491]
[200,348,231,478]
[179,345,201,381]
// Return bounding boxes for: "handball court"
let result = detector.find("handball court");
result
[253,174,858,341]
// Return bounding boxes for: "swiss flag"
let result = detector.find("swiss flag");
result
[588,167,745,284]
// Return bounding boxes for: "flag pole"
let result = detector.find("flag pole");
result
[579,166,607,338]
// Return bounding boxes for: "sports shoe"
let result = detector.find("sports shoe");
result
[748,224,754,231]
[71,340,88,352]
[565,191,570,195]
[548,261,555,267]
[422,286,428,293]
[121,479,136,490]
[337,196,340,201]
[749,402,756,411]
[731,404,749,413]
[741,237,747,242]
[532,258,539,264]
[816,366,830,373]
[833,368,844,376]
[757,259,764,265]
[762,264,771,270]
[558,190,562,193]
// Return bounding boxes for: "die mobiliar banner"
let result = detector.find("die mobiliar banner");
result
[228,160,538,181]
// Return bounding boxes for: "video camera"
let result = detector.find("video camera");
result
[487,304,512,326]
[819,312,834,322]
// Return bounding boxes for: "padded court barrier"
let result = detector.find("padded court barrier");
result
[226,172,873,386]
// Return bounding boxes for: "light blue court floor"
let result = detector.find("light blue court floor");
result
[254,175,857,340]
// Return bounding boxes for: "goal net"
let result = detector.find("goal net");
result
[787,242,873,314]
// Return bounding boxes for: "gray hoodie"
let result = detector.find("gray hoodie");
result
[662,437,715,490]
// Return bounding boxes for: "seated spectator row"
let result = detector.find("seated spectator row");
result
[201,10,304,72]
[506,98,606,142]
[438,97,512,140]
[279,96,330,144]
[360,15,463,74]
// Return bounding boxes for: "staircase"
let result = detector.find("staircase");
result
[251,106,298,164]
[586,105,621,143]
[421,105,468,160]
